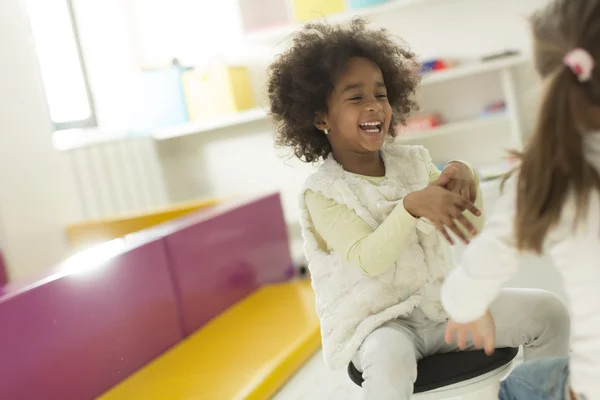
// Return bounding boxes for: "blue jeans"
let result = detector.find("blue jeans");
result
[499,357,570,400]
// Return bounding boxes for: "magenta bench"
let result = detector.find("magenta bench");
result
[0,234,182,400]
[0,193,294,399]
[162,193,293,335]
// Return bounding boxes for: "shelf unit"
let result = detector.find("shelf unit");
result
[245,0,445,45]
[421,55,529,86]
[153,108,268,140]
[400,54,529,179]
[397,113,509,143]
[151,54,529,142]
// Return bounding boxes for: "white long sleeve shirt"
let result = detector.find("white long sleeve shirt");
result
[441,133,600,399]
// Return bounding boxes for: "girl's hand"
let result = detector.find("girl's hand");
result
[445,310,496,356]
[444,162,477,203]
[403,167,481,244]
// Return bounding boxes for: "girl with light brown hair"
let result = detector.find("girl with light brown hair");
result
[441,0,600,398]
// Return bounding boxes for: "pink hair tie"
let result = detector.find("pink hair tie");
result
[563,48,595,82]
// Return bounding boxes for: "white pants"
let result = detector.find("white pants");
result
[352,288,571,400]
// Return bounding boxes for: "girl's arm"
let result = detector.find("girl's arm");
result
[441,178,520,323]
[305,190,418,276]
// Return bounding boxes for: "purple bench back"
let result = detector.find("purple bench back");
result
[163,193,293,336]
[0,236,182,400]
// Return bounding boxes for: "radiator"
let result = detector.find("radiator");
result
[66,137,169,220]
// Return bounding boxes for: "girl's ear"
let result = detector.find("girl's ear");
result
[314,113,328,132]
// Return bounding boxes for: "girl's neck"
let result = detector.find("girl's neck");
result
[333,149,385,177]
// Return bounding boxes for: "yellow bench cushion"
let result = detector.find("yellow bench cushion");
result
[99,280,321,400]
[66,198,222,250]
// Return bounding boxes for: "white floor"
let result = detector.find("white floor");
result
[272,350,362,400]
[272,348,524,400]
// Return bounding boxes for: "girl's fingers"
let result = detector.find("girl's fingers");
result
[458,197,481,216]
[484,334,496,356]
[433,168,457,187]
[446,219,470,244]
[466,188,473,204]
[445,323,456,344]
[460,187,470,202]
[456,214,477,236]
[472,331,483,349]
[457,328,468,350]
[437,224,454,245]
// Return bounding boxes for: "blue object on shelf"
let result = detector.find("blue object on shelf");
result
[348,0,391,9]
[129,63,189,134]
[420,61,437,74]
[480,101,507,117]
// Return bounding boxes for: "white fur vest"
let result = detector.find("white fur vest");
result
[299,143,455,369]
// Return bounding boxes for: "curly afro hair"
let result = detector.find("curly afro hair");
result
[268,18,420,163]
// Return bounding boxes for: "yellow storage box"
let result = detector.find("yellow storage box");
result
[292,0,346,22]
[182,66,255,121]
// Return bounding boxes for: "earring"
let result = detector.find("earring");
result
[324,128,330,135]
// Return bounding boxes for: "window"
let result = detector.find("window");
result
[25,0,96,130]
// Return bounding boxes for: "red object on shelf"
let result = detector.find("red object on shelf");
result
[399,113,442,134]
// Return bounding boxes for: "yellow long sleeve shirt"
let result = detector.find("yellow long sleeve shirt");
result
[305,162,484,276]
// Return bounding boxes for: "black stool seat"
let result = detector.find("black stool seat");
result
[348,347,518,394]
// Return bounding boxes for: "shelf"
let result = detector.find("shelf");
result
[153,108,269,140]
[396,113,509,142]
[246,0,445,45]
[421,55,530,86]
[149,56,528,142]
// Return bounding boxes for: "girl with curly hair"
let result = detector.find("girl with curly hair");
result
[268,18,570,399]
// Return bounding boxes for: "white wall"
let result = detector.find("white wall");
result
[0,0,82,281]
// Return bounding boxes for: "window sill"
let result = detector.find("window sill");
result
[52,128,131,151]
